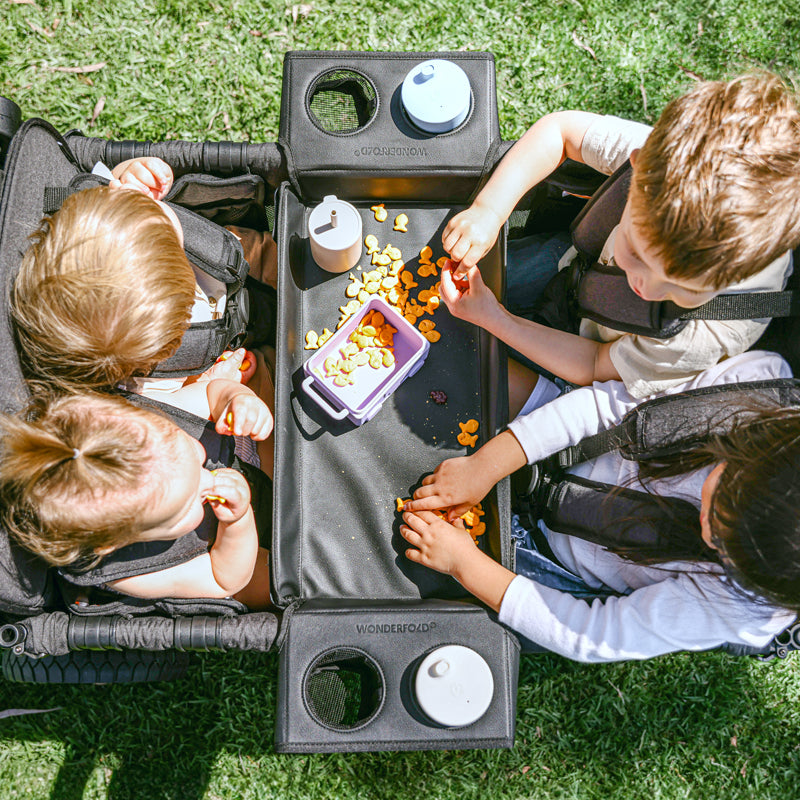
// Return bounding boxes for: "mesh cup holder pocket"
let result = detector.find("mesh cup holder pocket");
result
[303,647,385,731]
[307,69,378,134]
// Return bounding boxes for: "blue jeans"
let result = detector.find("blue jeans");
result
[506,230,572,317]
[505,231,573,380]
[510,514,614,654]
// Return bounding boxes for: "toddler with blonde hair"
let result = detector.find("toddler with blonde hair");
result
[0,391,272,608]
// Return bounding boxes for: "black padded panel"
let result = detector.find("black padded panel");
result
[279,51,501,201]
[0,120,80,414]
[275,599,519,752]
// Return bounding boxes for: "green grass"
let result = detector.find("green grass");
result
[2,1,800,798]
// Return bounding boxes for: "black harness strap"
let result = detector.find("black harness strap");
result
[664,289,800,322]
[524,158,800,340]
[543,379,800,471]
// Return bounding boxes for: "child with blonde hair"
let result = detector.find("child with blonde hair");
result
[10,157,277,474]
[12,157,276,393]
[441,72,800,412]
[0,392,271,608]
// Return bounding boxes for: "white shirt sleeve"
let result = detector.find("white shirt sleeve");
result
[499,572,794,662]
[580,115,652,175]
[508,350,792,464]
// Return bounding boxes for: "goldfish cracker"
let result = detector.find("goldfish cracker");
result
[457,431,478,447]
[459,419,479,434]
[394,213,409,232]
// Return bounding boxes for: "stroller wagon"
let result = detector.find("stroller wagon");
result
[1,51,798,755]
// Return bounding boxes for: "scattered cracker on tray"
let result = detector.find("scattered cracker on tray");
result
[457,419,479,447]
[306,208,450,351]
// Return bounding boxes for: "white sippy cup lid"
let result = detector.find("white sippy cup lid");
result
[414,644,494,727]
[401,59,472,133]
[308,195,361,250]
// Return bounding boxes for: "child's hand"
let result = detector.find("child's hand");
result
[110,157,173,200]
[440,263,502,328]
[196,349,257,385]
[401,510,478,578]
[442,205,503,273]
[217,391,274,440]
[405,455,492,521]
[206,467,251,524]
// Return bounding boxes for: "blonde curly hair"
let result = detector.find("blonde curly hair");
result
[11,185,195,393]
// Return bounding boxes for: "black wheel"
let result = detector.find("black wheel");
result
[1,648,193,684]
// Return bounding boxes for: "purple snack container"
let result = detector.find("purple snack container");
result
[301,296,431,425]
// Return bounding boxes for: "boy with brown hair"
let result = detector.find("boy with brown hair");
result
[441,72,800,411]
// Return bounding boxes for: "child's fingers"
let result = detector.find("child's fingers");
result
[404,495,446,513]
[207,468,251,517]
[448,236,476,265]
[445,503,475,522]
[403,509,443,530]
[439,268,464,307]
[466,265,484,290]
[399,524,422,546]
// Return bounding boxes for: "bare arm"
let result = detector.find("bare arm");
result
[144,378,273,439]
[443,111,601,270]
[108,469,259,599]
[440,266,621,386]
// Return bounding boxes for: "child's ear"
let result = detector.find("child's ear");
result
[629,148,640,167]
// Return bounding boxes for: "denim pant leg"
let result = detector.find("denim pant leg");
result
[505,230,573,317]
[505,231,573,380]
[509,514,612,654]
[510,515,596,597]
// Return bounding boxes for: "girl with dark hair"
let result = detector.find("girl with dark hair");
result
[401,350,799,661]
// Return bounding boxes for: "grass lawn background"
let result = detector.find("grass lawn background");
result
[2,1,800,798]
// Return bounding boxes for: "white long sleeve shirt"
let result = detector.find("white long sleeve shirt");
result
[500,351,797,662]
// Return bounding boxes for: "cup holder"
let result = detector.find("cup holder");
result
[303,647,385,731]
[307,69,378,135]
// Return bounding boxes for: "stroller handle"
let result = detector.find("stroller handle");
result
[64,134,290,189]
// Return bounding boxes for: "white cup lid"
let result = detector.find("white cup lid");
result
[401,59,472,133]
[308,195,361,248]
[414,644,494,727]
